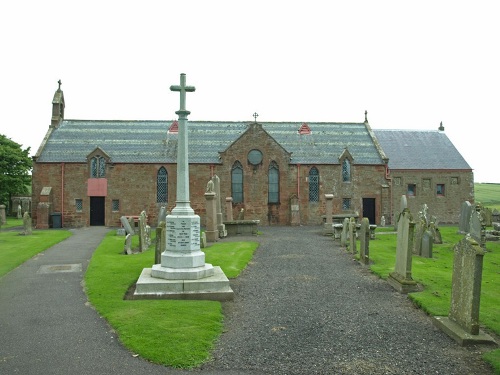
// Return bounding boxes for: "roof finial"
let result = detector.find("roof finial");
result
[58,79,62,91]
[438,121,444,131]
[364,110,368,124]
[253,112,259,123]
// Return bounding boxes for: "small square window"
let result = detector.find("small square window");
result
[393,177,401,186]
[112,199,120,212]
[75,199,83,212]
[407,184,416,196]
[437,184,445,196]
[342,198,351,210]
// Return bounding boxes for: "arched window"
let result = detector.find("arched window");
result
[90,156,106,178]
[309,167,319,202]
[342,158,351,182]
[268,161,279,204]
[232,161,243,203]
[157,167,168,203]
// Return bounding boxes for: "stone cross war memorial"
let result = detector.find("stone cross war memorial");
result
[133,73,233,301]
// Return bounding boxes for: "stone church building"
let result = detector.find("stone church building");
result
[31,84,474,228]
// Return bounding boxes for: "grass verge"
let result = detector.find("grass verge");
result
[370,226,500,373]
[84,232,258,368]
[0,229,72,278]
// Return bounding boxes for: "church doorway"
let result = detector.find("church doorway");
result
[362,198,376,224]
[90,197,105,226]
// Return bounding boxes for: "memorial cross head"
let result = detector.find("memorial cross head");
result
[253,112,259,122]
[170,73,195,113]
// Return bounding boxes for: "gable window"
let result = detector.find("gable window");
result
[308,167,319,202]
[157,167,168,203]
[342,159,351,182]
[407,184,416,196]
[232,161,243,203]
[90,156,106,178]
[436,184,445,196]
[268,161,279,204]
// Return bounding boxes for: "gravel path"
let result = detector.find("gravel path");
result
[199,226,494,375]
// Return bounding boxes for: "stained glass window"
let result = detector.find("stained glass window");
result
[309,167,319,202]
[90,156,106,178]
[232,161,243,203]
[342,159,351,182]
[268,161,279,204]
[157,167,168,203]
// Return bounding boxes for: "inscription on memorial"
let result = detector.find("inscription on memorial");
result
[166,216,200,250]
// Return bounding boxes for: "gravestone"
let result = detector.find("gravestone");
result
[225,197,233,221]
[433,236,496,345]
[22,212,32,235]
[158,206,167,226]
[323,194,334,235]
[138,211,149,252]
[348,217,357,255]
[155,221,166,264]
[333,224,343,240]
[483,207,492,227]
[134,73,232,301]
[120,216,134,235]
[380,215,386,227]
[458,201,473,234]
[200,232,207,249]
[237,209,245,220]
[204,180,218,242]
[124,234,133,255]
[492,208,500,223]
[429,222,442,244]
[290,195,300,226]
[340,217,349,247]
[412,219,425,256]
[212,175,227,238]
[421,230,433,258]
[0,205,6,225]
[387,208,419,293]
[359,218,370,265]
[17,204,22,219]
[469,205,486,248]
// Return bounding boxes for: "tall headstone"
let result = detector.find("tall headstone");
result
[323,194,334,235]
[134,74,233,301]
[155,221,166,264]
[120,216,134,235]
[0,204,6,226]
[359,218,370,265]
[469,205,486,248]
[158,206,167,226]
[225,197,233,221]
[387,208,419,293]
[433,236,495,345]
[204,179,218,242]
[421,230,433,258]
[348,217,357,255]
[458,201,472,234]
[22,212,32,235]
[340,217,349,247]
[212,175,227,238]
[17,204,22,219]
[290,195,300,226]
[124,234,133,255]
[138,211,148,252]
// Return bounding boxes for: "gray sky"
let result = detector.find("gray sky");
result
[1,1,498,182]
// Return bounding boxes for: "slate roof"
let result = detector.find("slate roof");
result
[373,129,471,170]
[36,120,387,165]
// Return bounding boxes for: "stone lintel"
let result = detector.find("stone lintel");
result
[133,266,233,301]
[433,316,497,346]
[387,272,421,293]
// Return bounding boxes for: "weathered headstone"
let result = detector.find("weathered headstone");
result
[158,206,167,226]
[17,204,22,219]
[469,205,486,248]
[212,175,227,238]
[421,230,433,258]
[430,222,442,244]
[388,208,419,293]
[237,208,245,220]
[22,212,32,235]
[492,208,500,223]
[359,217,370,265]
[340,218,349,247]
[413,219,425,255]
[380,215,386,227]
[134,73,232,301]
[433,236,495,345]
[333,224,343,240]
[348,217,357,255]
[323,194,334,235]
[200,232,207,249]
[483,207,492,227]
[138,211,148,252]
[458,201,473,234]
[289,195,300,226]
[204,181,219,242]
[225,197,233,221]
[124,234,133,255]
[155,221,166,264]
[0,205,6,225]
[120,216,134,235]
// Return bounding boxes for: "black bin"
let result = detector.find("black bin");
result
[51,213,62,228]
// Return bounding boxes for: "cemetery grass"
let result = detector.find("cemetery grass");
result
[369,226,500,372]
[475,183,500,210]
[0,217,23,229]
[0,229,72,278]
[84,232,258,368]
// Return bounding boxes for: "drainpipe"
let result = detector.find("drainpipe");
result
[385,164,392,226]
[210,164,214,177]
[61,162,65,227]
[297,164,300,198]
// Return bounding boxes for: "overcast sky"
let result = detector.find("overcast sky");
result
[1,1,498,183]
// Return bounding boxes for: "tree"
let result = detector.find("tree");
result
[0,135,32,207]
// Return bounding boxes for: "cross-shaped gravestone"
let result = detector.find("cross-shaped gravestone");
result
[253,112,259,122]
[170,73,195,115]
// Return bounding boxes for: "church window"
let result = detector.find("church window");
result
[232,161,244,203]
[75,199,83,212]
[157,167,168,203]
[268,161,279,204]
[90,156,106,178]
[342,198,351,210]
[112,199,120,212]
[436,184,445,196]
[342,159,351,182]
[248,149,263,166]
[407,184,416,196]
[308,167,319,202]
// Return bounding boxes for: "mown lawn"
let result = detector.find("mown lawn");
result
[84,232,258,368]
[475,183,500,211]
[370,226,500,373]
